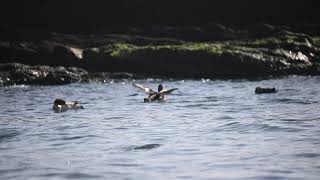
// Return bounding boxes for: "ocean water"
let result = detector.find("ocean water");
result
[0,76,320,180]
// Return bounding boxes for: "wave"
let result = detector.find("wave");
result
[216,121,303,133]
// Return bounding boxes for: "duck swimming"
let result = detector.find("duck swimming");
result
[52,99,84,112]
[133,83,178,102]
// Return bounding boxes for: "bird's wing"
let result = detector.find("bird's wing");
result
[65,101,78,107]
[160,88,178,95]
[65,101,84,109]
[65,101,75,106]
[133,83,155,95]
[148,93,159,101]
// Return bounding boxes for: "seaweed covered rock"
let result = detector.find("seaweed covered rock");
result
[83,31,320,77]
[1,25,320,78]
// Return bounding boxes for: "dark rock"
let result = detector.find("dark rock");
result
[202,23,237,40]
[0,63,88,86]
[255,87,277,94]
[246,23,278,38]
[104,34,184,46]
[0,63,139,86]
[82,31,320,77]
[1,24,320,78]
[109,72,133,79]
[0,41,82,67]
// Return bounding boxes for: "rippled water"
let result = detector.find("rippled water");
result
[1,76,320,180]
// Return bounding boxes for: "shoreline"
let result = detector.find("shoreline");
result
[1,63,319,86]
[1,24,320,85]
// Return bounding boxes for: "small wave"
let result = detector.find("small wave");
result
[127,93,139,97]
[267,169,293,174]
[180,103,215,108]
[247,175,286,180]
[197,99,219,103]
[0,168,25,175]
[219,115,236,120]
[103,116,126,120]
[176,100,197,103]
[130,144,161,151]
[56,135,98,141]
[62,136,87,140]
[114,126,129,130]
[204,96,218,100]
[295,153,320,158]
[255,124,302,132]
[108,163,140,167]
[282,88,300,93]
[172,93,184,96]
[41,172,101,179]
[216,122,302,133]
[251,122,304,132]
[218,121,240,127]
[275,98,318,104]
[0,129,20,142]
[216,122,244,132]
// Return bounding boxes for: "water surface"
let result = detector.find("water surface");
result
[1,76,320,179]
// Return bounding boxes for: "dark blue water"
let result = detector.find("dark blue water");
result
[1,76,320,180]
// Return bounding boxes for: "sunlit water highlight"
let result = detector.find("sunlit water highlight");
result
[0,76,320,179]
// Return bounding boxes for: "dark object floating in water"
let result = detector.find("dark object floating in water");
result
[133,144,161,150]
[255,87,277,94]
[133,83,178,102]
[52,98,84,112]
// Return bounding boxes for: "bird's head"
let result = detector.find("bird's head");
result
[158,84,163,92]
[54,99,66,106]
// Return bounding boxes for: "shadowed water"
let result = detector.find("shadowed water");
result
[0,76,320,180]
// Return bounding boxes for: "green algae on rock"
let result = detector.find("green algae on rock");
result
[83,32,320,77]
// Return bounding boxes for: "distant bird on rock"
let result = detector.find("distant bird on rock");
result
[133,83,178,102]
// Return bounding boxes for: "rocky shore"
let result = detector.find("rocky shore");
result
[83,30,320,77]
[1,24,320,85]
[0,63,135,86]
